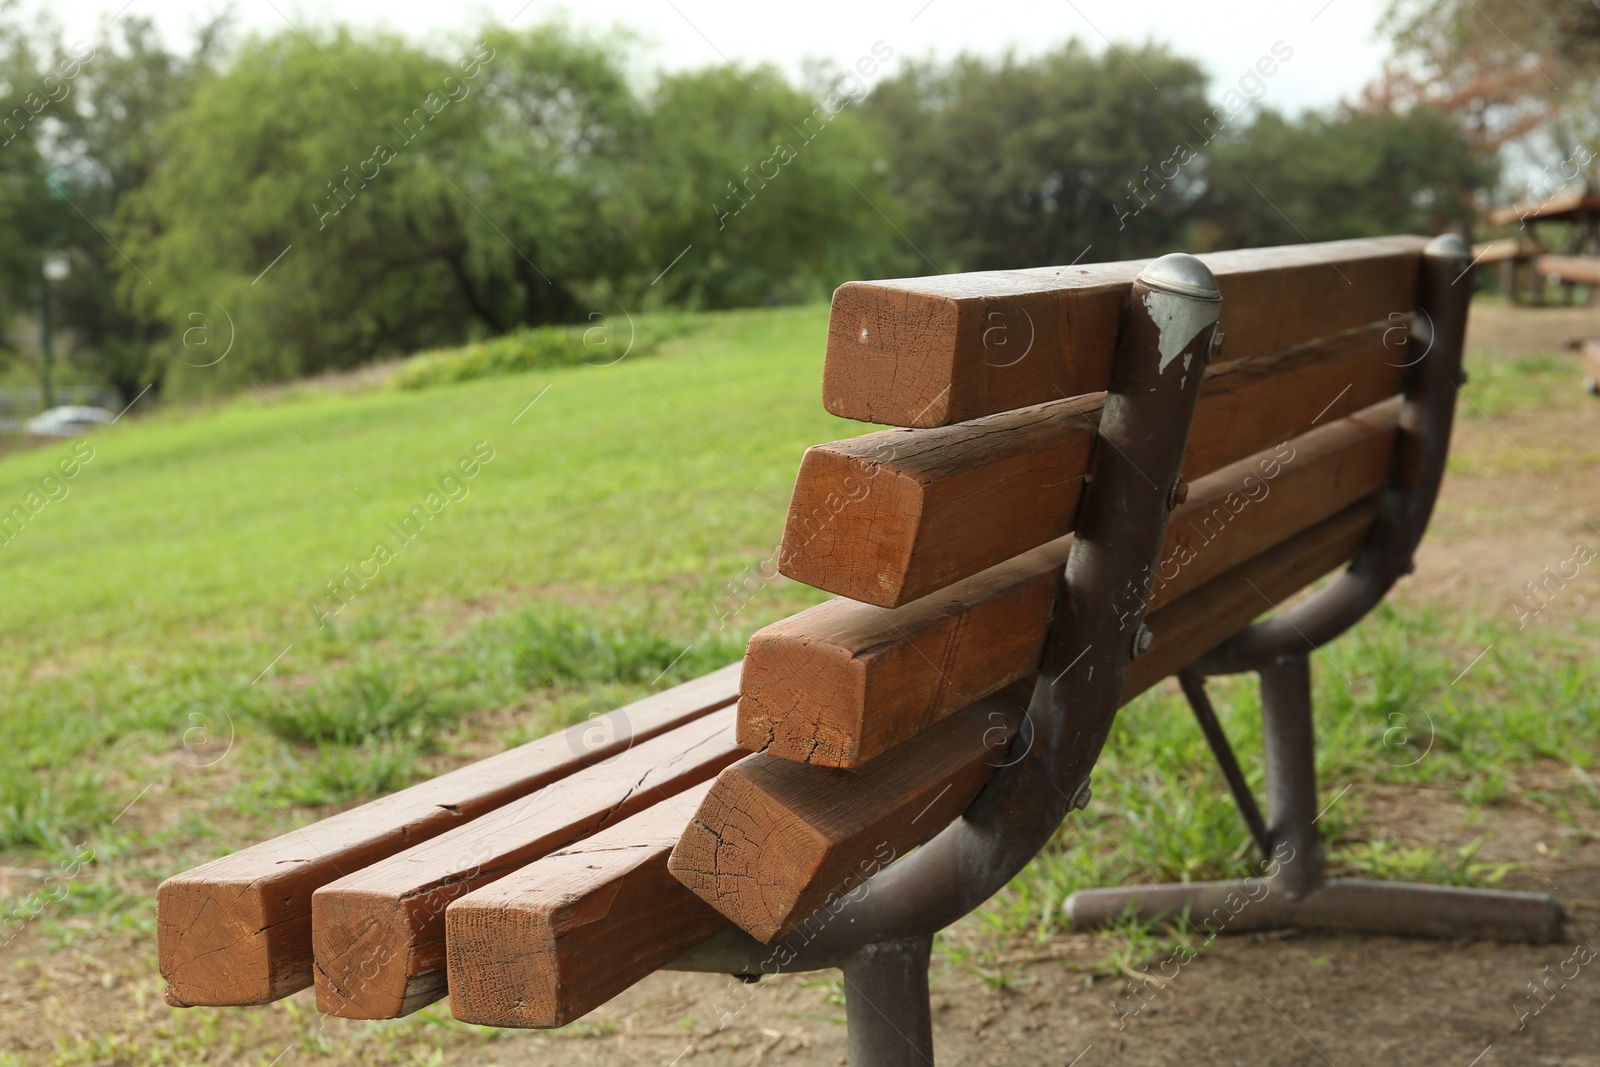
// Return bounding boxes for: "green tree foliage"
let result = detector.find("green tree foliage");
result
[51,16,226,399]
[120,28,588,393]
[634,64,912,307]
[860,43,1214,270]
[120,26,910,393]
[0,3,75,365]
[1200,106,1496,250]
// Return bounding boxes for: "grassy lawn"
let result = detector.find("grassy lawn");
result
[0,300,1596,1063]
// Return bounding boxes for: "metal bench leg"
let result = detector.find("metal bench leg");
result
[842,937,935,1066]
[1259,655,1323,897]
[1066,653,1566,943]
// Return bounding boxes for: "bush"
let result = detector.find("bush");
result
[389,313,705,390]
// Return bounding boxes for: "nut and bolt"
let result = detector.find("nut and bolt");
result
[1206,328,1225,362]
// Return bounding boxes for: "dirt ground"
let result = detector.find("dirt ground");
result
[11,301,1600,1065]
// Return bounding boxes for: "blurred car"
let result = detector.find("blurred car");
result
[24,405,117,437]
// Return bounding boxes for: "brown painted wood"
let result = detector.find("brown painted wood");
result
[1470,238,1539,265]
[823,236,1426,427]
[445,781,730,1028]
[744,399,1402,768]
[156,664,741,1008]
[784,323,1406,606]
[669,689,1028,944]
[1121,498,1379,700]
[681,503,1378,944]
[1536,255,1600,287]
[310,706,744,1019]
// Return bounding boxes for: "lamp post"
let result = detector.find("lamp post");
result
[40,252,70,411]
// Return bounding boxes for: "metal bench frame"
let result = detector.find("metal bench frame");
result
[662,234,1566,1065]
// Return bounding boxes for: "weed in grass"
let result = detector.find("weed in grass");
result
[1332,835,1522,887]
[493,605,743,689]
[245,656,473,747]
[1459,350,1578,420]
[0,767,112,852]
[266,739,431,808]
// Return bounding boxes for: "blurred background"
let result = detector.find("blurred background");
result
[0,0,1587,406]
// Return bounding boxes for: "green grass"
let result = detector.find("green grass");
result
[0,301,1596,1062]
[0,304,849,849]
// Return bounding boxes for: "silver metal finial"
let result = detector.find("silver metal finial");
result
[1424,233,1471,260]
[1138,253,1221,301]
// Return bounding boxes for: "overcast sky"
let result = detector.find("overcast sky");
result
[43,0,1394,114]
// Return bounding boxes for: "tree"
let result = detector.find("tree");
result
[50,14,228,400]
[1381,1,1600,155]
[119,24,642,393]
[861,43,1214,270]
[118,23,910,393]
[633,64,912,308]
[1200,106,1495,250]
[0,3,77,386]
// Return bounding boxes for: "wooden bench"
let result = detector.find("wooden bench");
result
[158,233,1566,1064]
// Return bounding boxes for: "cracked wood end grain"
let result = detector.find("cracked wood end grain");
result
[681,502,1378,946]
[823,236,1425,428]
[156,663,739,1008]
[669,691,1027,944]
[445,780,727,1028]
[309,707,744,1019]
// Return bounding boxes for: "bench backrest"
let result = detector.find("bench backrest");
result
[665,234,1470,949]
[736,235,1434,770]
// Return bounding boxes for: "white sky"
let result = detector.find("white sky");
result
[42,0,1394,114]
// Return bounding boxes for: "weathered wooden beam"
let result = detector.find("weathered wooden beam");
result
[310,706,744,1019]
[784,323,1405,607]
[823,236,1425,427]
[745,401,1400,767]
[679,501,1379,943]
[445,781,730,1028]
[1120,498,1378,700]
[670,690,1027,945]
[156,664,740,1008]
[1535,254,1600,287]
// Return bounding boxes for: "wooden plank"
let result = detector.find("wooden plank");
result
[1535,255,1600,287]
[669,690,1028,944]
[310,706,744,1019]
[822,236,1425,427]
[156,663,740,1008]
[1121,498,1379,700]
[743,401,1400,767]
[1487,190,1600,228]
[445,781,729,1029]
[1470,237,1539,265]
[785,322,1405,607]
[681,503,1378,943]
